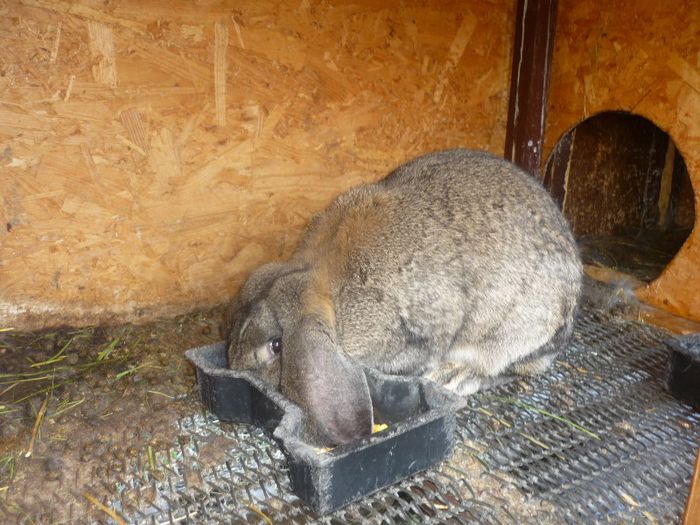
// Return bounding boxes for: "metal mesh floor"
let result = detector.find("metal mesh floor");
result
[90,309,700,524]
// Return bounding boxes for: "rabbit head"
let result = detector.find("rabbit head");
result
[226,262,374,445]
[225,262,304,371]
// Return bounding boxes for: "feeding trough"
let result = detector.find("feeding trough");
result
[186,342,466,515]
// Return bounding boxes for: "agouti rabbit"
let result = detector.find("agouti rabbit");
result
[224,149,582,446]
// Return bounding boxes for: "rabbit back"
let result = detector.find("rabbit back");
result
[293,149,581,379]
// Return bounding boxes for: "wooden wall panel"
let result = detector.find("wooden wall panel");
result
[544,0,700,322]
[0,0,515,328]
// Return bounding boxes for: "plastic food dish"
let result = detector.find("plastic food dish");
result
[185,342,466,515]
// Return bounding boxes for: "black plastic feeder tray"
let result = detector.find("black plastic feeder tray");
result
[665,333,700,410]
[185,342,466,515]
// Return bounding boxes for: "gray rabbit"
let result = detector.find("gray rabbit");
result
[224,149,582,446]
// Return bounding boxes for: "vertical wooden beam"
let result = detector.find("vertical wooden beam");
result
[504,0,558,178]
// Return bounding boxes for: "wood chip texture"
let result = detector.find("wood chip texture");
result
[544,0,700,322]
[0,0,515,328]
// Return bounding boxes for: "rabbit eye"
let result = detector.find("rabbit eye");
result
[267,337,282,355]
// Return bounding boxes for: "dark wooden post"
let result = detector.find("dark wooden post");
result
[504,0,558,178]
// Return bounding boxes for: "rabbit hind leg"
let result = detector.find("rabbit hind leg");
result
[506,318,573,377]
[426,319,574,395]
[508,350,558,376]
[429,342,563,396]
[424,362,511,396]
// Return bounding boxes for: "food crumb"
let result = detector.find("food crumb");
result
[313,423,389,454]
[372,423,389,433]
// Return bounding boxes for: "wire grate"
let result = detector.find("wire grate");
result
[90,309,700,524]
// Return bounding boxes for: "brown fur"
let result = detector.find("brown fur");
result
[302,267,336,329]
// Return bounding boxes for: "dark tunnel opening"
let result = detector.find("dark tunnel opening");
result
[544,111,695,282]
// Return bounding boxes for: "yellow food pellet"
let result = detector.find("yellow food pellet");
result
[314,424,389,452]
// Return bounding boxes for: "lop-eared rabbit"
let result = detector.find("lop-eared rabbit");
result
[224,150,582,446]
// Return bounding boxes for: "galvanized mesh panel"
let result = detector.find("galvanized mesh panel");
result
[91,309,700,524]
[457,310,700,524]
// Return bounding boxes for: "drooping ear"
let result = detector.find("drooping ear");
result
[280,317,373,446]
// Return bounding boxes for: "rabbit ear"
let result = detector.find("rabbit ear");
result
[280,317,373,446]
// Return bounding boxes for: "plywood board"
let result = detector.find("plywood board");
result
[0,0,515,328]
[544,0,700,322]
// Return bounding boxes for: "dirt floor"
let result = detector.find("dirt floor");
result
[0,307,225,524]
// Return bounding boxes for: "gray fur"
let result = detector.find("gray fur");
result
[224,149,582,445]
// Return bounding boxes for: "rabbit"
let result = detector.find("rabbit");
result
[223,149,582,446]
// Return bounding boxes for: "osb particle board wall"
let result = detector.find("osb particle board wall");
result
[0,1,515,329]
[544,0,700,322]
